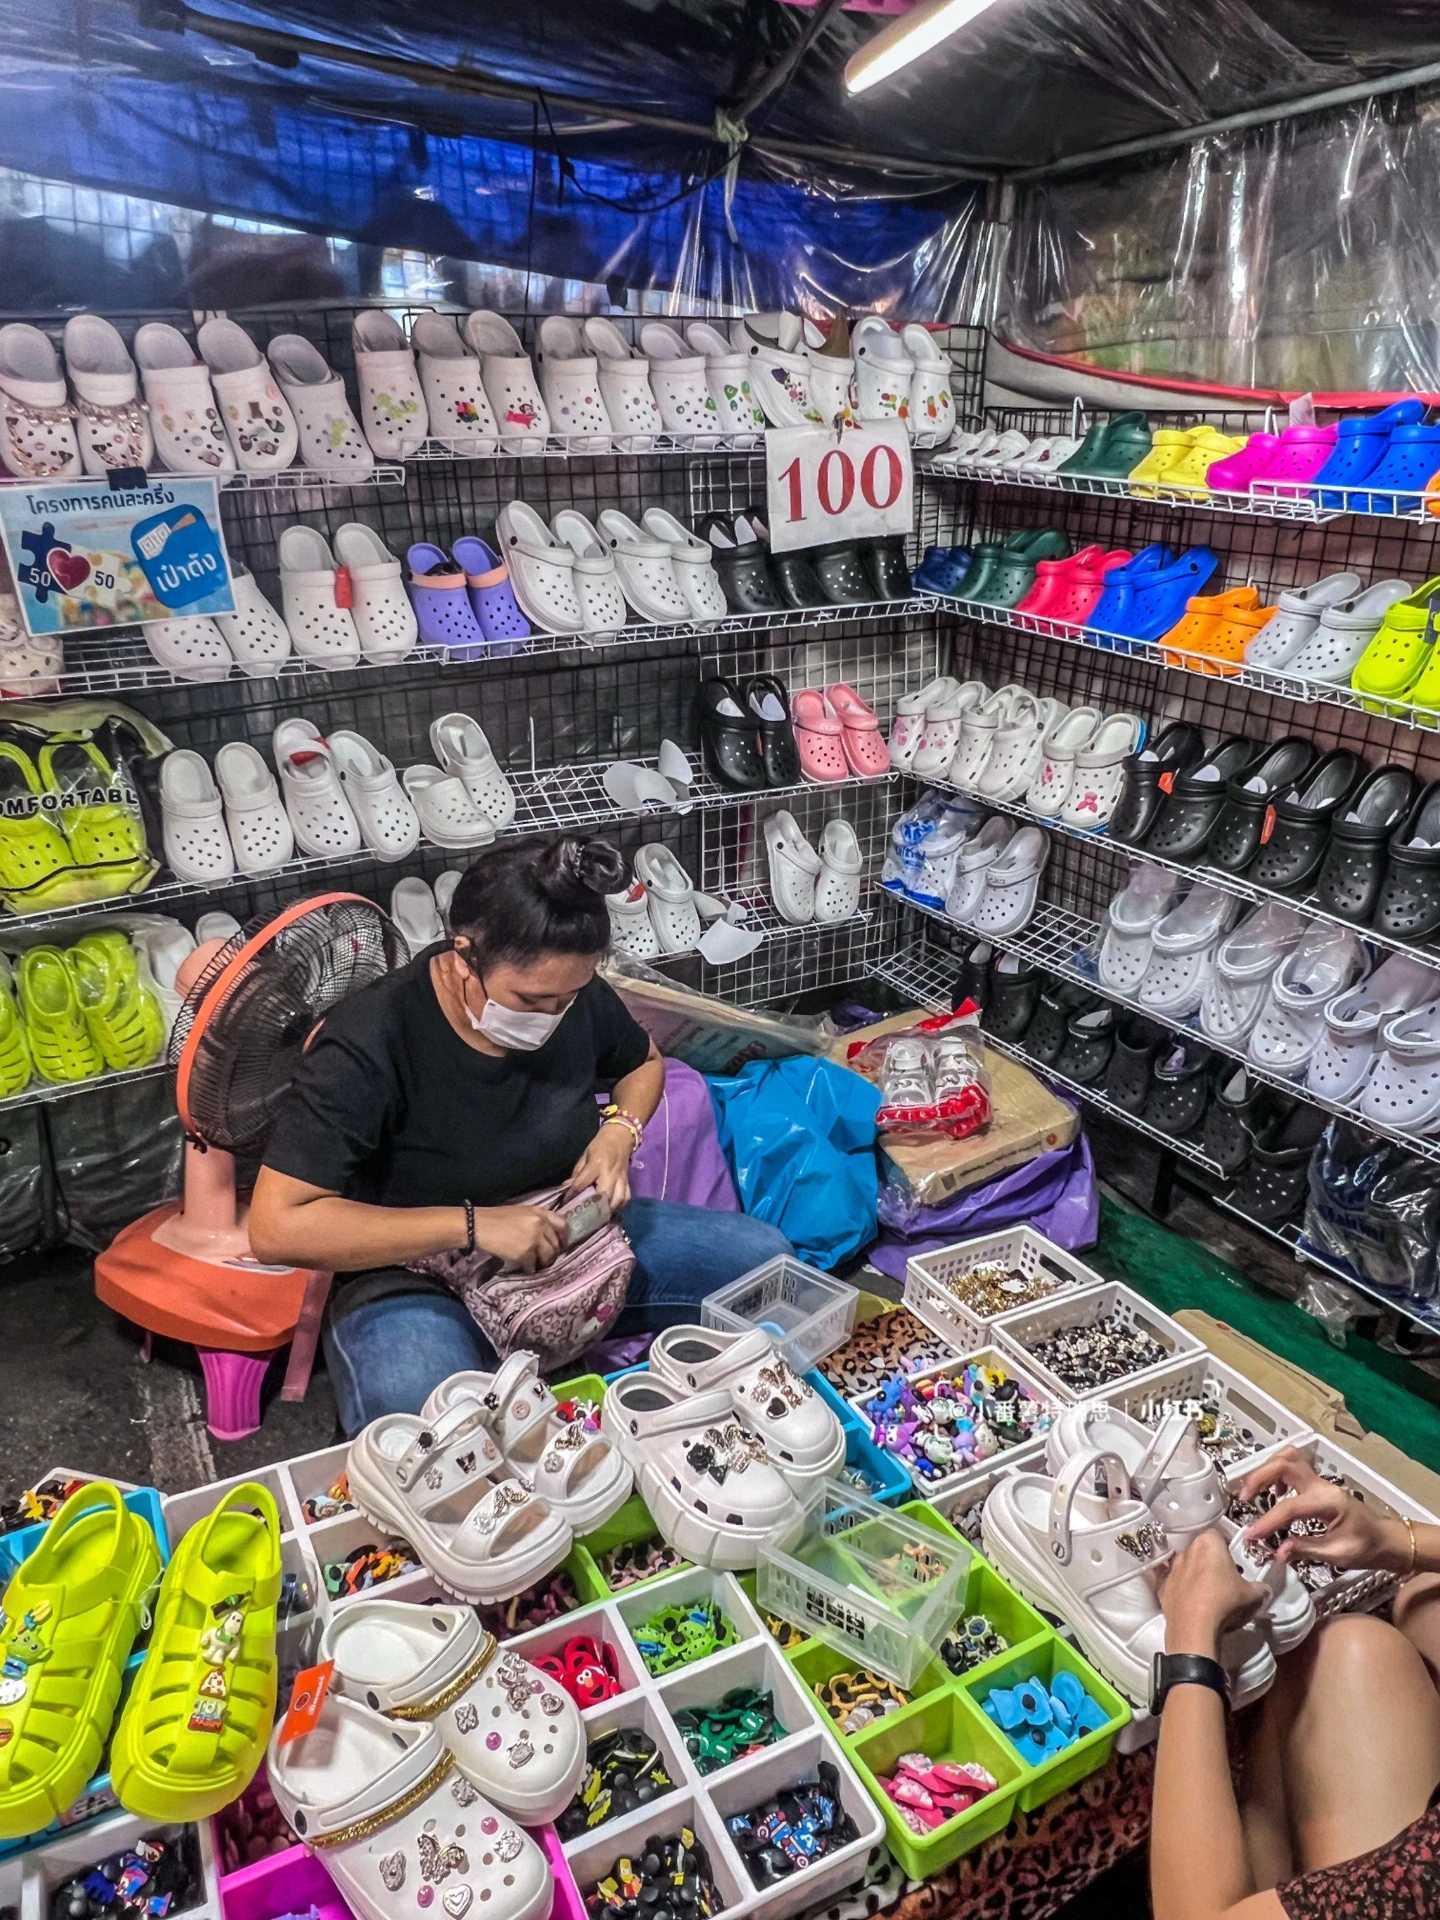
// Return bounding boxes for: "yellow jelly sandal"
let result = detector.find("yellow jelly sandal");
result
[0,1481,161,1840]
[67,933,166,1071]
[17,946,104,1084]
[1350,576,1440,715]
[109,1483,281,1823]
[36,738,155,903]
[0,958,33,1098]
[0,740,75,912]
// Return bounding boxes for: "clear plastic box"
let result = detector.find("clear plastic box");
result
[702,1257,858,1373]
[757,1481,975,1690]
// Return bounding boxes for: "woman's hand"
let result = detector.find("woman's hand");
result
[473,1204,563,1272]
[1235,1447,1410,1572]
[570,1125,634,1211]
[1158,1530,1265,1658]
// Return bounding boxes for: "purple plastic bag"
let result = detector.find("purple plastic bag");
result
[868,1134,1098,1280]
[622,1058,740,1213]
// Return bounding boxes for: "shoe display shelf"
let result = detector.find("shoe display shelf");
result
[900,1224,1113,1359]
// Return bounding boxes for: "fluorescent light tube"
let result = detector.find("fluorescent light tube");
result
[844,0,1004,94]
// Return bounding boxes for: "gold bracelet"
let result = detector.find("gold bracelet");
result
[1402,1515,1418,1579]
[602,1115,643,1152]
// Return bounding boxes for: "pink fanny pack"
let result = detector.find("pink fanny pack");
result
[408,1184,633,1369]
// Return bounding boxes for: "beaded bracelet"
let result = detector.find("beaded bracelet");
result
[600,1104,645,1152]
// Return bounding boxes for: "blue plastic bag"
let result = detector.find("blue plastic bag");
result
[706,1057,882,1271]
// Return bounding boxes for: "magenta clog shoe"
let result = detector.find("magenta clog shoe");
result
[1250,423,1338,498]
[1206,432,1278,493]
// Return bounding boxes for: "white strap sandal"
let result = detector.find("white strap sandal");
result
[970,824,1051,936]
[1199,900,1307,1044]
[580,317,663,449]
[815,819,863,924]
[1360,998,1440,1135]
[647,1326,844,1492]
[265,334,375,476]
[390,876,446,959]
[278,525,363,667]
[494,501,585,635]
[683,321,765,446]
[945,816,1015,925]
[0,322,80,479]
[1308,953,1435,1103]
[134,322,233,475]
[549,510,627,636]
[351,310,429,459]
[159,749,236,884]
[142,616,233,683]
[329,729,422,862]
[464,312,550,452]
[975,692,1046,801]
[196,317,299,474]
[409,313,498,456]
[900,323,954,446]
[332,523,419,662]
[273,717,362,858]
[402,764,498,850]
[1243,571,1363,671]
[638,509,727,622]
[912,679,989,779]
[1098,865,1183,996]
[764,809,822,926]
[1286,579,1412,684]
[62,315,152,475]
[214,741,294,876]
[347,1398,570,1604]
[267,1695,552,1920]
[424,1356,633,1535]
[429,712,516,830]
[1044,1408,1224,1549]
[600,1371,805,1570]
[634,843,702,953]
[1137,884,1239,1017]
[1027,705,1102,818]
[216,567,292,676]
[639,322,721,444]
[851,316,915,432]
[607,880,662,959]
[320,1601,585,1826]
[889,675,960,772]
[597,508,693,624]
[534,316,612,450]
[970,427,1033,472]
[728,314,821,429]
[1061,711,1147,831]
[1249,924,1367,1075]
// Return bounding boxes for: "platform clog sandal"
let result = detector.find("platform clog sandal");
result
[1249,423,1337,498]
[1249,926,1367,1078]
[1350,576,1440,713]
[1145,735,1262,861]
[1055,411,1151,483]
[1157,585,1256,673]
[1115,547,1221,646]
[1199,902,1306,1048]
[1307,954,1435,1105]
[1286,578,1411,685]
[1107,721,1206,846]
[0,1482,161,1839]
[1097,865,1182,999]
[1205,432,1278,493]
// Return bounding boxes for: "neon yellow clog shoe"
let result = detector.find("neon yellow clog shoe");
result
[37,738,155,901]
[1350,576,1440,715]
[0,741,75,912]
[67,932,166,1071]
[1162,425,1248,494]
[17,946,104,1084]
[0,957,33,1098]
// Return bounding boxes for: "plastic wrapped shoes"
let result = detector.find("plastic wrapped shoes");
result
[1361,999,1440,1135]
[1137,885,1240,1018]
[1098,866,1183,998]
[1198,902,1307,1046]
[1307,953,1436,1104]
[1249,925,1367,1077]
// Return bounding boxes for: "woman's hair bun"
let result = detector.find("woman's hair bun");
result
[535,836,627,907]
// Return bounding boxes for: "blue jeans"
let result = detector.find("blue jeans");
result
[323,1199,791,1434]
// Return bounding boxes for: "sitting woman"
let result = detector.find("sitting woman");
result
[1152,1446,1440,1920]
[249,835,789,1433]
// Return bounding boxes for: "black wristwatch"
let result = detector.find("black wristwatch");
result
[1150,1651,1229,1716]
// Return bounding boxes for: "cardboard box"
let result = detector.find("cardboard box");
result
[607,964,826,1078]
[829,1011,1079,1205]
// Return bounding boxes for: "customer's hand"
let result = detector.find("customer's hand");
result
[1235,1447,1410,1573]
[474,1204,563,1272]
[570,1126,633,1211]
[1157,1530,1264,1658]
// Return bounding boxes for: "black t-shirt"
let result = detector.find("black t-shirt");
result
[262,945,651,1209]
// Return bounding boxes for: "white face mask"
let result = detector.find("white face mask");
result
[458,956,570,1052]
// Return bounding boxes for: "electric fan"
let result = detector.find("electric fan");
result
[96,892,407,1439]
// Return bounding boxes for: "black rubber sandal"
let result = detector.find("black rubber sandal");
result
[983,952,1041,1039]
[1108,721,1208,846]
[1374,779,1440,943]
[863,534,912,601]
[1102,1013,1167,1114]
[1227,1102,1327,1224]
[743,673,801,786]
[956,941,994,1015]
[1317,765,1421,924]
[1147,735,1264,861]
[1143,1035,1215,1135]
[1206,736,1317,875]
[696,675,766,790]
[698,513,783,614]
[1248,749,1366,894]
[1054,1002,1116,1084]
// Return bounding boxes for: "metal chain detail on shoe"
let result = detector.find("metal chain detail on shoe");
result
[385,1632,498,1721]
[307,1749,455,1848]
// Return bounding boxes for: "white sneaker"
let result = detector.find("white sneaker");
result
[272,718,362,858]
[332,523,419,663]
[62,315,152,475]
[196,317,299,474]
[142,617,233,683]
[390,875,445,959]
[582,317,664,449]
[765,809,822,926]
[900,324,954,447]
[683,321,766,445]
[0,323,81,479]
[159,749,236,883]
[410,313,499,457]
[815,819,863,924]
[634,843,702,953]
[852,316,916,432]
[329,729,423,861]
[266,334,375,477]
[133,322,234,475]
[351,309,429,459]
[216,567,292,677]
[639,321,721,444]
[463,312,550,453]
[534,315,611,450]
[548,510,627,636]
[1062,711,1146,832]
[278,525,363,667]
[1308,953,1436,1103]
[430,712,516,830]
[215,741,294,875]
[402,765,498,850]
[1027,706,1102,818]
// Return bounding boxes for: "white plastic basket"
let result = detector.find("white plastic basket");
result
[848,1346,1060,1502]
[992,1281,1203,1405]
[905,1226,1105,1349]
[1071,1351,1314,1477]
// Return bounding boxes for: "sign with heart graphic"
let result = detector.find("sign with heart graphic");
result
[0,475,234,636]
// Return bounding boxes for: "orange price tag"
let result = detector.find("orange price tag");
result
[1259,803,1277,846]
[277,1660,334,1746]
[1156,770,1176,795]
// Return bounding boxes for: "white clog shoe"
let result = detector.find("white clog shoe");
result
[494,502,585,635]
[423,1355,633,1535]
[1045,1406,1225,1550]
[267,1695,552,1920]
[134,322,233,474]
[1227,1522,1316,1657]
[273,717,362,858]
[1026,705,1102,818]
[549,510,627,636]
[942,684,1015,789]
[534,316,611,449]
[329,729,422,862]
[889,676,959,772]
[0,323,81,479]
[278,526,363,667]
[601,1371,806,1570]
[403,765,498,850]
[649,1326,845,1494]
[607,879,662,959]
[266,334,374,476]
[1243,571,1362,671]
[765,809,822,926]
[1360,998,1440,1135]
[62,315,152,475]
[1097,865,1183,997]
[581,317,664,449]
[945,816,1013,925]
[332,523,419,663]
[142,616,233,683]
[598,508,692,624]
[1199,900,1307,1045]
[1249,923,1367,1077]
[351,309,429,459]
[803,333,856,433]
[410,312,499,457]
[159,749,235,884]
[634,843,701,953]
[322,1599,586,1825]
[1286,579,1412,684]
[639,509,727,622]
[1061,711,1146,831]
[729,313,822,429]
[430,712,516,830]
[1137,884,1240,1018]
[390,877,446,959]
[852,316,915,433]
[815,820,863,924]
[911,679,989,781]
[683,321,766,445]
[463,312,550,453]
[970,427,1033,472]
[347,1398,572,1603]
[216,567,292,677]
[1308,953,1436,1103]
[975,692,1047,801]
[197,318,299,474]
[900,324,953,447]
[215,741,294,876]
[639,322,721,444]
[970,825,1051,937]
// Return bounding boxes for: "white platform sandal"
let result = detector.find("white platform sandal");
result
[1199,901,1308,1045]
[1097,865,1182,997]
[634,844,702,953]
[765,810,821,926]
[216,567,292,676]
[134,322,233,475]
[598,508,693,624]
[1249,923,1367,1077]
[429,713,517,831]
[1308,953,1435,1103]
[464,312,550,454]
[639,322,721,444]
[494,502,585,635]
[683,322,765,445]
[549,510,627,636]
[647,1326,844,1495]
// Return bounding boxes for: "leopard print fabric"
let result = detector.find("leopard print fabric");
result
[819,1309,959,1402]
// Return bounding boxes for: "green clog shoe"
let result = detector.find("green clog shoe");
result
[17,946,104,1084]
[970,531,1071,609]
[0,958,33,1099]
[67,932,166,1072]
[1057,411,1152,481]
[1350,576,1440,715]
[109,1483,281,1822]
[0,1482,161,1840]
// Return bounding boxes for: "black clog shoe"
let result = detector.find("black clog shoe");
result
[1027,981,1095,1065]
[863,534,913,601]
[696,675,765,790]
[1372,779,1440,943]
[1206,736,1317,875]
[1108,721,1208,846]
[698,513,783,614]
[1227,1102,1328,1225]
[743,674,800,786]
[1147,735,1263,861]
[1200,1063,1272,1177]
[955,941,994,1016]
[1143,1035,1215,1135]
[811,539,873,606]
[1102,1013,1167,1114]
[1054,1001,1117,1084]
[1248,749,1366,894]
[983,952,1041,1039]
[1316,765,1420,925]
